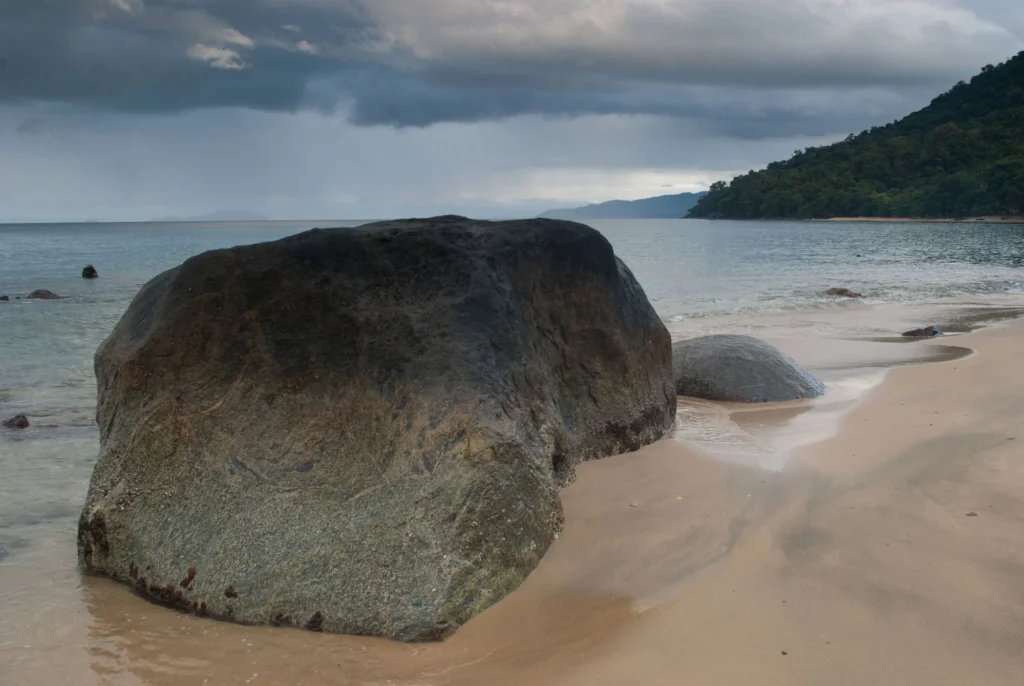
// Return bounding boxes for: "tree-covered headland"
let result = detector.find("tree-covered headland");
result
[688,52,1024,220]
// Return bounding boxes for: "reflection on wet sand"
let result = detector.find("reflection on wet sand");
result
[72,435,763,686]
[80,576,635,686]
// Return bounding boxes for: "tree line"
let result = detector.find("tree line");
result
[688,52,1024,220]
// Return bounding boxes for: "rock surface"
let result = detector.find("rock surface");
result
[902,325,943,338]
[824,287,862,298]
[78,216,675,641]
[82,265,99,279]
[0,296,8,302]
[2,415,30,430]
[27,289,62,300]
[672,335,825,403]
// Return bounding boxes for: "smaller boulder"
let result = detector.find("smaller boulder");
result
[27,289,62,300]
[673,335,825,403]
[902,325,943,338]
[824,288,862,298]
[2,415,30,430]
[82,265,99,279]
[0,296,9,302]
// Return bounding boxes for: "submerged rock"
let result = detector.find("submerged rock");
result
[27,289,62,300]
[672,335,825,403]
[902,325,943,338]
[82,265,99,279]
[824,287,862,298]
[78,216,675,641]
[0,296,8,302]
[2,415,30,430]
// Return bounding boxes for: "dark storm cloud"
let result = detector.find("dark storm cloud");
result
[338,65,925,139]
[0,0,372,112]
[1,0,1021,133]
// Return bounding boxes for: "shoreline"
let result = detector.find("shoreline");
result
[819,216,1024,224]
[687,216,1024,224]
[665,293,1024,346]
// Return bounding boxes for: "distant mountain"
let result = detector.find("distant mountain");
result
[540,192,708,220]
[151,210,266,222]
[689,51,1024,219]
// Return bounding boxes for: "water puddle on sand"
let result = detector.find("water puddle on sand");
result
[671,370,884,471]
[670,336,975,472]
[660,297,1010,471]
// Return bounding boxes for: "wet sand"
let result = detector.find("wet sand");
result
[5,316,1024,684]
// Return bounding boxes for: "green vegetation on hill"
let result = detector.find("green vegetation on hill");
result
[688,52,1024,220]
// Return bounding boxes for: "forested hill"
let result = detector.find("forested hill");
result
[688,52,1024,220]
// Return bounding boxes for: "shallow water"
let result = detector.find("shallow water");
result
[2,218,1024,684]
[592,219,1024,322]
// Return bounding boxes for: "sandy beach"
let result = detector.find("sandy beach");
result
[3,306,1023,685]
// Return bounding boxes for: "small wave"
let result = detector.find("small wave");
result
[660,280,1024,328]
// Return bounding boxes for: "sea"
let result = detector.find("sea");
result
[3,217,1024,684]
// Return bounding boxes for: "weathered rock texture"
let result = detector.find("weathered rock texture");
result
[28,289,62,300]
[78,216,675,641]
[672,335,825,403]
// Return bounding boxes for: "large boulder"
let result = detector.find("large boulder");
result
[672,335,825,403]
[78,216,675,641]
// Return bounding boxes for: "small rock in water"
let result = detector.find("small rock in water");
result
[824,287,862,298]
[2,414,30,430]
[0,295,9,302]
[27,289,62,300]
[82,264,99,279]
[902,325,943,338]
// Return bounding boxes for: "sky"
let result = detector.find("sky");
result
[2,0,1022,222]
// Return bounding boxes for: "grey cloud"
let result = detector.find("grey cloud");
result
[0,0,371,112]
[0,106,831,222]
[15,117,46,134]
[338,66,931,139]
[1,0,1021,135]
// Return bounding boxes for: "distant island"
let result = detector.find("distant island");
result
[689,51,1024,220]
[540,191,707,220]
[151,211,266,222]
